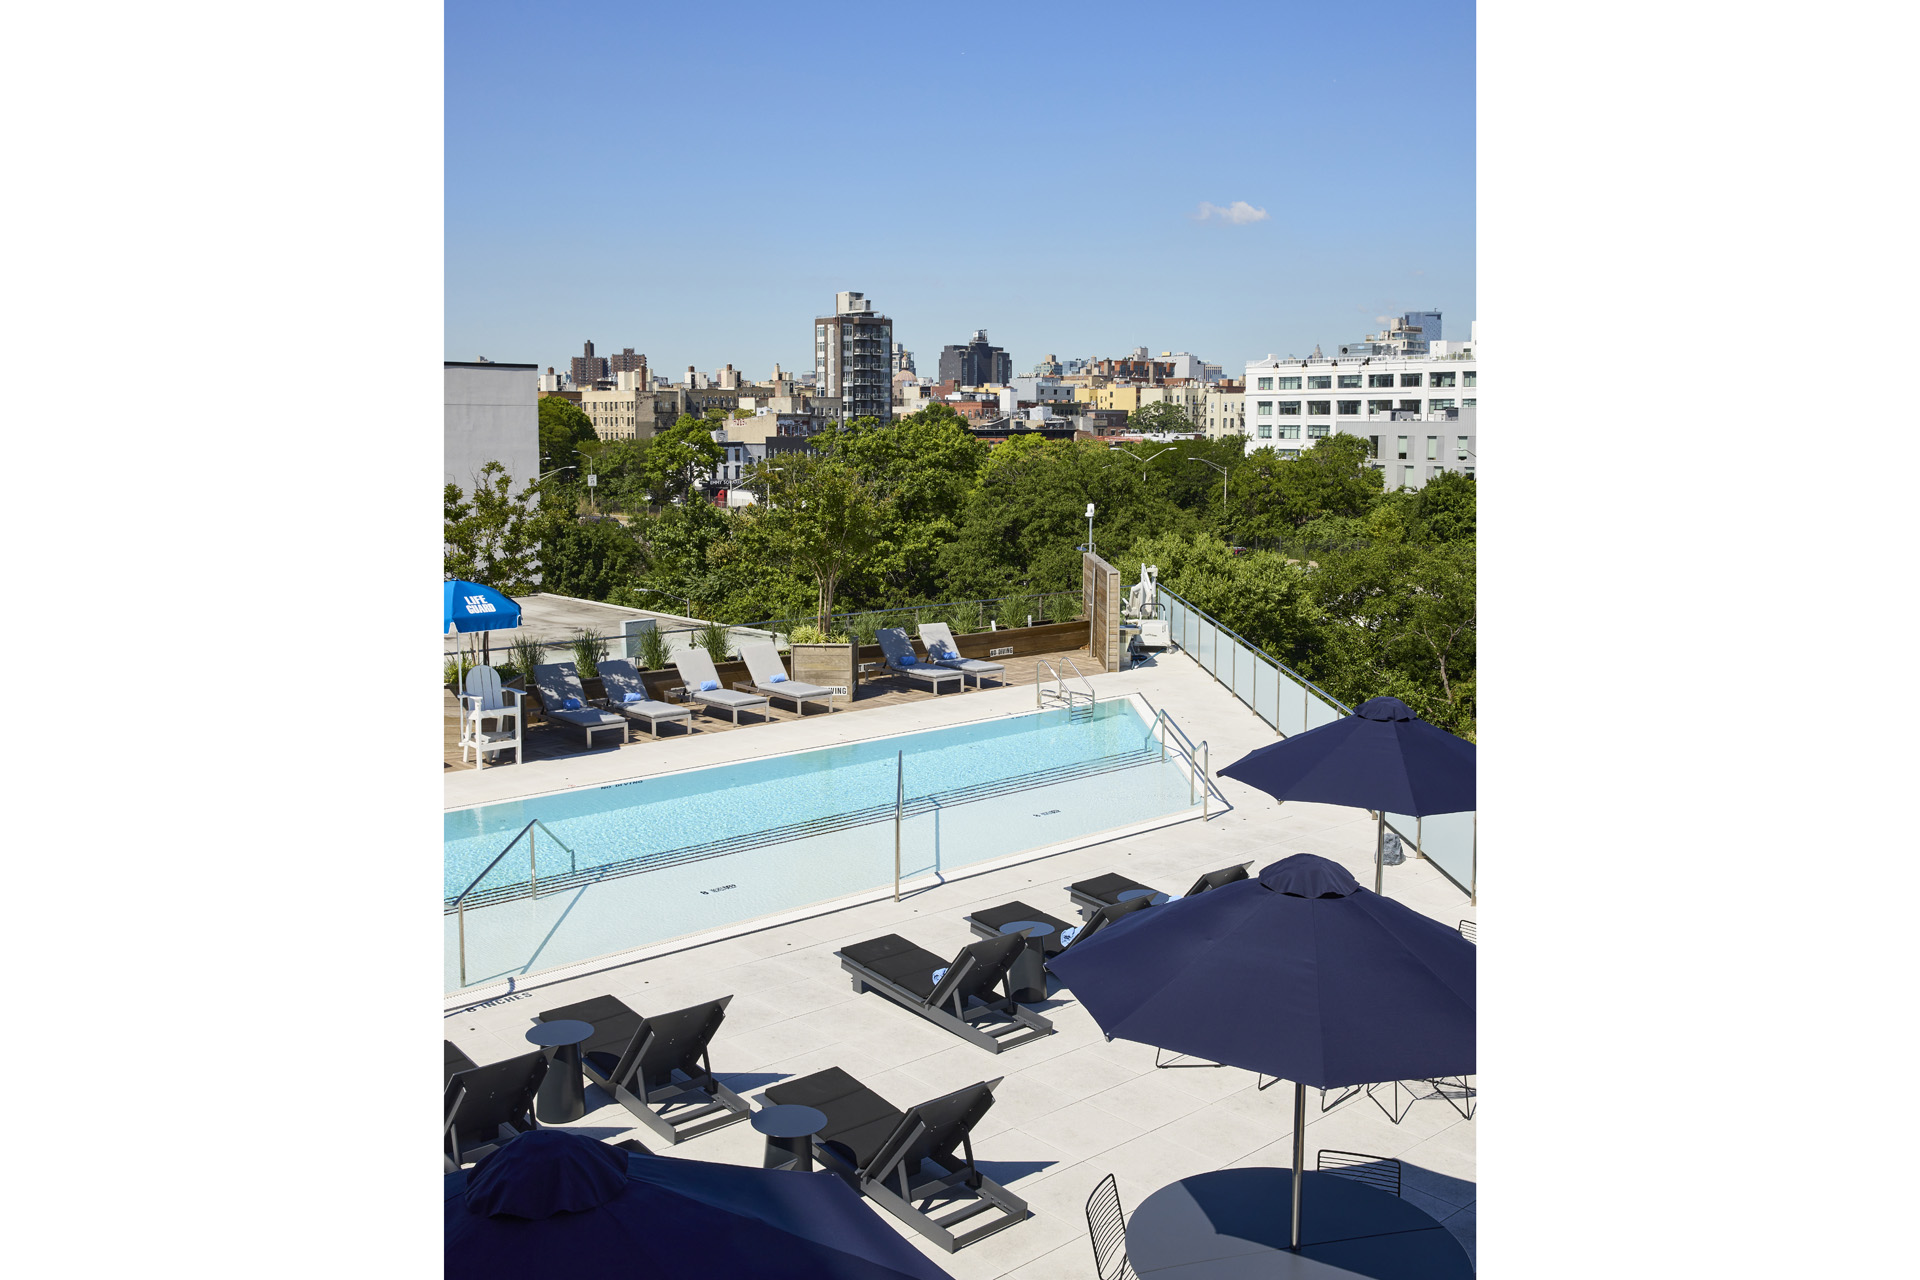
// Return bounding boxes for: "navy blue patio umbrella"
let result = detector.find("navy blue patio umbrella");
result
[446,1129,955,1280]
[1216,695,1475,894]
[444,579,523,690]
[1047,854,1475,1251]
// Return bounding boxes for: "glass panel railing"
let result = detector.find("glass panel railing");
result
[1231,640,1258,705]
[1252,658,1278,729]
[1408,810,1474,897]
[1153,586,1473,903]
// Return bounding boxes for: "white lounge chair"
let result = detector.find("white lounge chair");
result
[596,659,695,737]
[672,650,771,724]
[917,622,1006,689]
[530,661,629,748]
[737,640,839,714]
[459,665,523,768]
[875,628,964,694]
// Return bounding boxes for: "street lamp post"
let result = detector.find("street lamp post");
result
[1115,445,1173,482]
[574,448,599,517]
[1187,456,1230,508]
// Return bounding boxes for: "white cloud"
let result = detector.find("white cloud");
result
[1193,200,1269,226]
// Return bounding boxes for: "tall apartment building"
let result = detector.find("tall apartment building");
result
[1242,334,1477,490]
[608,348,648,380]
[569,340,610,386]
[937,330,1012,387]
[815,291,894,423]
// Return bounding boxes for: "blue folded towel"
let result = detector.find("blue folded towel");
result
[560,696,582,710]
[890,654,916,670]
[699,679,719,692]
[933,645,959,661]
[769,673,786,683]
[1058,925,1081,947]
[930,967,948,987]
[621,691,648,704]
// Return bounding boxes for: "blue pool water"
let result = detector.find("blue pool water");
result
[444,698,1206,989]
[446,699,1162,901]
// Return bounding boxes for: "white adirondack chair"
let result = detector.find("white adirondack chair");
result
[459,665,523,768]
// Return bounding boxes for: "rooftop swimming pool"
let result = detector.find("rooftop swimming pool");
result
[446,698,1203,990]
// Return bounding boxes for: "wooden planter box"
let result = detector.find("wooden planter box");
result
[789,642,858,693]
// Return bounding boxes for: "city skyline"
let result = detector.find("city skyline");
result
[447,0,1475,378]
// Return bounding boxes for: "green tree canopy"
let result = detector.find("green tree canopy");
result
[1125,401,1195,435]
[752,454,887,632]
[538,396,598,477]
[443,462,559,595]
[640,414,726,505]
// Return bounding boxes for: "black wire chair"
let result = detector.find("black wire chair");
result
[1457,919,1476,942]
[1084,1173,1137,1280]
[1316,1149,1402,1197]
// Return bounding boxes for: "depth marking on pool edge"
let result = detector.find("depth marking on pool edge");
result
[1033,809,1060,817]
[699,884,738,896]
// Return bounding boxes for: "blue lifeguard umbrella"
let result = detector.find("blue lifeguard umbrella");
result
[1047,854,1474,1251]
[1217,695,1475,894]
[444,580,522,690]
[445,1130,954,1280]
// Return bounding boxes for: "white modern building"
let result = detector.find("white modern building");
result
[1241,326,1477,490]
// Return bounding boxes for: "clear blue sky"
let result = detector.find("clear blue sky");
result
[446,0,1475,380]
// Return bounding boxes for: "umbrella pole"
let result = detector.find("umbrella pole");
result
[1290,1080,1306,1251]
[1374,809,1385,894]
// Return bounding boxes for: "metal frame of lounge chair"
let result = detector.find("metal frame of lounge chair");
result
[916,622,1007,689]
[874,627,965,694]
[964,894,1154,959]
[458,665,524,767]
[735,640,838,715]
[530,661,630,747]
[762,1069,1028,1253]
[595,658,696,737]
[445,1039,479,1083]
[536,994,750,1145]
[1066,861,1253,920]
[671,650,772,724]
[838,931,1053,1053]
[445,1050,547,1168]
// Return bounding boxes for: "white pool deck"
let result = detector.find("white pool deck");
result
[442,649,1476,1278]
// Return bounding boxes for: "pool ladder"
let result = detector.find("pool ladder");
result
[452,819,576,989]
[1035,657,1096,719]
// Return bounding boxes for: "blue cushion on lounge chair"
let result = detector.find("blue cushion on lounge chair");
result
[769,673,786,683]
[890,654,915,670]
[699,679,719,692]
[930,967,947,986]
[620,691,647,703]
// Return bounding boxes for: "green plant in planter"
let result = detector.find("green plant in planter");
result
[509,633,547,682]
[787,623,850,645]
[697,620,732,665]
[637,625,671,671]
[444,656,463,687]
[570,628,608,680]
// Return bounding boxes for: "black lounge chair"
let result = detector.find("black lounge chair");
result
[1065,861,1253,919]
[965,894,1156,959]
[445,1049,547,1168]
[535,994,749,1145]
[762,1067,1027,1252]
[445,1039,478,1083]
[838,931,1053,1052]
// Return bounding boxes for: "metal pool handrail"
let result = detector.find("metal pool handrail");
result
[1147,706,1214,818]
[453,819,577,988]
[1035,657,1095,711]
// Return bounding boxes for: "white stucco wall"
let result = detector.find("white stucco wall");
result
[444,363,538,493]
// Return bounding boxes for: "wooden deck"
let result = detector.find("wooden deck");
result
[444,646,1107,771]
